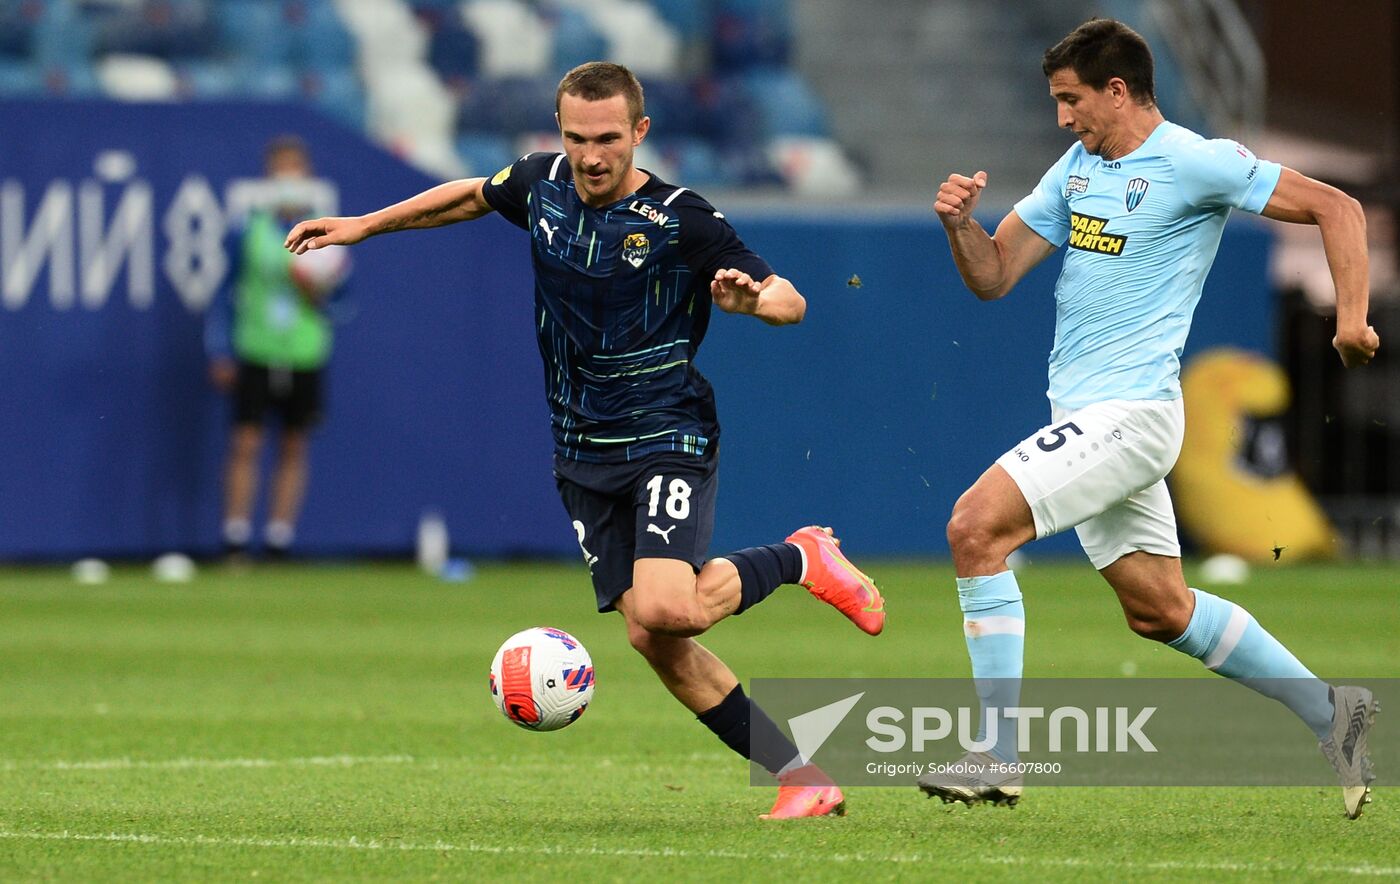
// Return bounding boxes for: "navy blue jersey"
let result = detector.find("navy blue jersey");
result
[481,152,773,463]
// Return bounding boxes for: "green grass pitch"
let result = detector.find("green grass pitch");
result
[1,559,1397,880]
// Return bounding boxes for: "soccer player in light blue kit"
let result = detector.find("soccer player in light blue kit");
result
[917,19,1381,817]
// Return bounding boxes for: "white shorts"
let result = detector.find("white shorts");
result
[995,398,1185,570]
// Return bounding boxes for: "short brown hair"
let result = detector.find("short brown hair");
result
[264,134,311,176]
[556,62,645,125]
[1042,18,1156,106]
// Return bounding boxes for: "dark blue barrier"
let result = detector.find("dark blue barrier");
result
[0,101,1273,560]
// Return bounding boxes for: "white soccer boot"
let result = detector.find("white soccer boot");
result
[1319,685,1379,819]
[917,751,1023,807]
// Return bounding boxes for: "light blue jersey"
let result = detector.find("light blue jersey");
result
[1014,121,1282,409]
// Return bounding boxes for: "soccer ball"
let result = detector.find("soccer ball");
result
[290,244,352,296]
[489,627,595,731]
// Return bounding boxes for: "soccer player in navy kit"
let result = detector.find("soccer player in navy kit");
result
[286,62,884,819]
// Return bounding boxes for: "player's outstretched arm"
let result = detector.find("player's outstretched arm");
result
[284,178,495,254]
[711,270,805,326]
[1261,168,1380,367]
[935,171,1055,300]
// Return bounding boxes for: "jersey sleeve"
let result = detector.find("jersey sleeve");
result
[673,193,774,283]
[1012,146,1076,247]
[1173,138,1282,213]
[480,152,559,230]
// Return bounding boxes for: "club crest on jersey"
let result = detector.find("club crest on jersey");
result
[1125,177,1150,212]
[622,232,650,268]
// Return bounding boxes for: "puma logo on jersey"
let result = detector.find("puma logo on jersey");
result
[537,217,559,245]
[646,523,676,544]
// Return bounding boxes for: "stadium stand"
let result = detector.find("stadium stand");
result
[0,0,857,192]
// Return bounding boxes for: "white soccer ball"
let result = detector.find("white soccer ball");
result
[1200,553,1250,585]
[290,245,352,296]
[489,627,595,731]
[71,558,110,585]
[152,552,196,583]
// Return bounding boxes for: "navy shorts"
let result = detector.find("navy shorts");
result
[233,361,323,430]
[554,450,719,612]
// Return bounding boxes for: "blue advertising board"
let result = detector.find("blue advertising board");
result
[0,101,1273,560]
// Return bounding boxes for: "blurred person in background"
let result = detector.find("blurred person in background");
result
[206,136,350,559]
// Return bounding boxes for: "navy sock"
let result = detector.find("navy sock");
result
[697,684,801,775]
[723,542,803,614]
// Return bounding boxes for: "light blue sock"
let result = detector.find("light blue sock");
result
[1168,588,1333,739]
[958,571,1025,762]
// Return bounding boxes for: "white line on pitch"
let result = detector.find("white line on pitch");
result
[0,830,1396,877]
[0,755,415,772]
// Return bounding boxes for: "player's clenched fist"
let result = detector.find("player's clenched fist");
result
[284,216,369,254]
[934,171,989,227]
[1333,325,1381,368]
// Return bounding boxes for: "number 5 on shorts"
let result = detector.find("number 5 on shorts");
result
[1036,421,1084,452]
[645,474,692,520]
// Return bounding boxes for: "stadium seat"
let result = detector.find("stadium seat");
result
[240,63,298,99]
[337,0,427,71]
[43,60,101,97]
[176,59,242,98]
[293,2,358,71]
[0,58,42,96]
[688,76,764,147]
[741,67,828,137]
[96,53,181,101]
[0,0,35,59]
[0,0,842,196]
[33,2,95,66]
[366,60,456,145]
[408,0,461,9]
[95,0,218,60]
[559,0,680,77]
[646,136,734,189]
[648,0,712,41]
[215,0,292,65]
[712,0,792,70]
[457,76,556,135]
[399,131,468,180]
[549,8,608,77]
[462,0,551,79]
[722,144,789,189]
[454,132,515,177]
[302,65,366,129]
[427,14,481,83]
[767,135,860,196]
[638,78,701,138]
